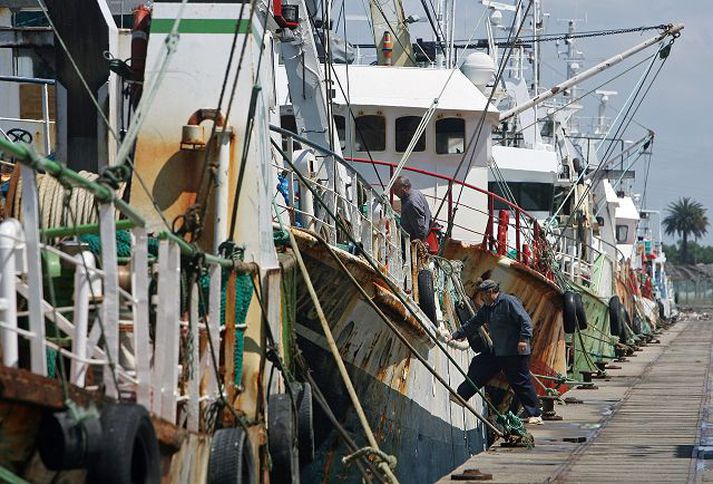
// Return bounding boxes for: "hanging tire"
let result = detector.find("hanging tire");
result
[608,296,622,337]
[563,291,577,334]
[417,269,437,324]
[87,403,161,484]
[574,292,588,330]
[208,427,255,484]
[297,383,315,464]
[268,394,299,483]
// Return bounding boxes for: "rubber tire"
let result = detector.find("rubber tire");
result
[297,383,315,464]
[608,296,622,337]
[87,403,161,484]
[268,394,298,483]
[574,292,588,330]
[562,291,577,334]
[207,427,255,484]
[417,269,437,324]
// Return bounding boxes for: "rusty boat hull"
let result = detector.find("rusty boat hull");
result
[443,240,568,397]
[290,236,489,484]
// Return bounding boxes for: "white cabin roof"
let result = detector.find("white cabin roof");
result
[492,146,558,183]
[330,65,499,113]
[276,64,499,114]
[615,195,640,222]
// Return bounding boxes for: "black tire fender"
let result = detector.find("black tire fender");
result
[563,291,577,334]
[417,269,437,324]
[268,394,299,483]
[608,296,622,337]
[208,427,256,484]
[87,403,161,484]
[297,383,315,464]
[574,292,588,330]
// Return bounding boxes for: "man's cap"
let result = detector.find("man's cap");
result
[478,279,500,292]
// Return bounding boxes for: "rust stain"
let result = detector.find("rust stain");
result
[444,240,568,379]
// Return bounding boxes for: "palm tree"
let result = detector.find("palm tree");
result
[663,197,709,264]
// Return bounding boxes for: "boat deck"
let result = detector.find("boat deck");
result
[438,318,713,483]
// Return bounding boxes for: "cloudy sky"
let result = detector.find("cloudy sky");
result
[341,0,713,243]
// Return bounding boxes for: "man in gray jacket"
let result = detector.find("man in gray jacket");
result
[391,176,431,241]
[448,279,543,424]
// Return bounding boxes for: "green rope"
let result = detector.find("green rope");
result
[79,230,133,258]
[0,465,30,484]
[46,347,57,378]
[496,411,533,447]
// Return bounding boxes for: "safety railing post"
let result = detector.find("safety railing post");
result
[0,219,20,368]
[20,165,47,375]
[447,180,454,228]
[361,188,373,255]
[41,82,51,156]
[154,238,181,422]
[515,210,521,261]
[205,264,222,396]
[187,282,200,432]
[99,202,120,398]
[70,251,95,386]
[131,227,151,407]
[488,194,494,251]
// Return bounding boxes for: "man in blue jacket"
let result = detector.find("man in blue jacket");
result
[448,279,543,424]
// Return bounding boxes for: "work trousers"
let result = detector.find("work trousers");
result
[457,351,542,417]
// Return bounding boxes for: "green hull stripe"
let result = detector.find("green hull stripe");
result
[151,18,250,34]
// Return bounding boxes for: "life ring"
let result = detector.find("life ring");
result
[562,291,577,334]
[268,394,299,482]
[87,403,161,483]
[608,296,622,337]
[417,269,437,324]
[297,383,315,464]
[574,292,588,330]
[208,427,256,484]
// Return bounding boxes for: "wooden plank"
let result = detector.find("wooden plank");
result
[439,320,713,484]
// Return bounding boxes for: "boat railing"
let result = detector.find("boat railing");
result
[346,157,552,277]
[0,75,55,156]
[0,138,241,432]
[554,232,626,290]
[271,131,413,293]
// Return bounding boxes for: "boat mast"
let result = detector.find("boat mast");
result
[499,23,683,122]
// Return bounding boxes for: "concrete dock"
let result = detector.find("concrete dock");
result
[438,318,713,483]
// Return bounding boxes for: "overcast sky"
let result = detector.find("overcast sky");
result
[341,0,713,243]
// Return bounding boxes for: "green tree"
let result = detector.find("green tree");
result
[663,197,709,264]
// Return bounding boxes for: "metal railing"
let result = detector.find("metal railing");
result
[346,156,552,277]
[271,127,413,292]
[0,75,55,156]
[0,137,244,432]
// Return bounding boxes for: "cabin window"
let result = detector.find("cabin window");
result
[354,115,386,151]
[616,225,629,243]
[488,182,554,212]
[395,116,426,153]
[436,117,465,154]
[333,115,347,149]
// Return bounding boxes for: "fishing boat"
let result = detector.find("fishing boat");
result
[0,0,680,483]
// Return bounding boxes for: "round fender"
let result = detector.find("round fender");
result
[562,291,577,334]
[608,296,622,337]
[297,383,315,464]
[39,409,101,470]
[87,403,161,484]
[574,292,588,330]
[268,394,299,482]
[208,427,256,484]
[417,269,437,324]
